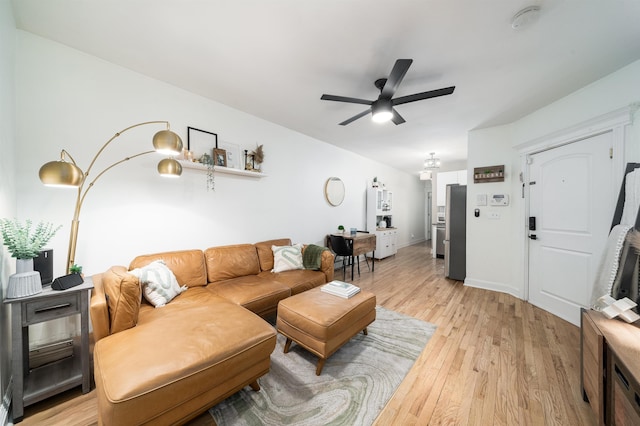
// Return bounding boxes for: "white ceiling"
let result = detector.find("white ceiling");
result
[10,0,640,174]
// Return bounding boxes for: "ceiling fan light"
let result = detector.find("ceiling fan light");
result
[371,100,393,123]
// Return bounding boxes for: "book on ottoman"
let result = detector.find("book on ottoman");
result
[321,280,361,299]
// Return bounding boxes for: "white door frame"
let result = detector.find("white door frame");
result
[519,107,632,303]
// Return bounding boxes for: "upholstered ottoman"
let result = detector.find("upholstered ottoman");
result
[276,286,376,375]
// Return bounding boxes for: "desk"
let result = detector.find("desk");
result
[4,279,94,422]
[329,232,377,280]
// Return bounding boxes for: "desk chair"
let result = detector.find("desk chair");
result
[328,235,355,281]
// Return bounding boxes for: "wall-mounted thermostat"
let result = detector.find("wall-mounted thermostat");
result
[490,194,509,206]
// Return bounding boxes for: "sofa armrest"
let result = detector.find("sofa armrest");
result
[90,272,111,343]
[319,249,335,283]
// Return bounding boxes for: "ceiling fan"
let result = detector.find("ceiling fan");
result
[321,59,455,126]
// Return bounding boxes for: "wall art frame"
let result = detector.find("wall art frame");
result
[187,127,218,160]
[214,148,227,167]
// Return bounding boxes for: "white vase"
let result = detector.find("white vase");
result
[6,258,42,299]
[16,258,34,273]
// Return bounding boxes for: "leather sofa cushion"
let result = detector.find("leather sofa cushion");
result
[94,288,276,425]
[102,266,141,334]
[205,244,261,282]
[130,249,207,288]
[207,275,290,317]
[258,269,327,295]
[255,238,292,271]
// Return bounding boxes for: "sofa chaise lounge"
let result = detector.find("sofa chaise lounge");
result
[90,238,334,425]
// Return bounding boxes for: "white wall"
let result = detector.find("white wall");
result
[14,31,426,343]
[0,1,16,421]
[466,59,640,300]
[465,124,522,298]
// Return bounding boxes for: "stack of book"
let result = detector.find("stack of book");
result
[320,280,361,299]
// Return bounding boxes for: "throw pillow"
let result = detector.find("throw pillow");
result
[272,244,304,273]
[129,260,187,307]
[102,266,142,334]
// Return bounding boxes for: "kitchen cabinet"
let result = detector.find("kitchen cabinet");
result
[436,170,467,206]
[367,187,397,259]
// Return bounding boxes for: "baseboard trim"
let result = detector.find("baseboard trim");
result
[464,278,523,300]
[1,378,11,426]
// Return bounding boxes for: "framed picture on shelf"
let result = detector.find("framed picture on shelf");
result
[187,127,217,161]
[219,141,241,169]
[214,148,227,167]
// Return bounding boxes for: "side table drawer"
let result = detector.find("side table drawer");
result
[24,293,81,325]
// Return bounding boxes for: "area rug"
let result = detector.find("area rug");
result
[209,306,436,425]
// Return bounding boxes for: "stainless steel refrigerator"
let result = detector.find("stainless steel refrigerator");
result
[444,184,466,281]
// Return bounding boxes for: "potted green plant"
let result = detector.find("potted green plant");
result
[0,218,61,298]
[337,225,345,233]
[70,263,83,277]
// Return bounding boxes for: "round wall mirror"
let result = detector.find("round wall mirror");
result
[325,177,345,206]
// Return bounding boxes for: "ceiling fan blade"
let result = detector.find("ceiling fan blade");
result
[321,94,373,105]
[381,59,413,98]
[339,108,372,126]
[391,109,406,125]
[392,86,455,106]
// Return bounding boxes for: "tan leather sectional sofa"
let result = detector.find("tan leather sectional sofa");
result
[90,238,334,425]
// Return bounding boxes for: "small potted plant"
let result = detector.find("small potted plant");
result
[0,218,61,298]
[70,263,83,278]
[337,225,345,233]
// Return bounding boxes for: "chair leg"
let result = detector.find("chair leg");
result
[363,254,370,271]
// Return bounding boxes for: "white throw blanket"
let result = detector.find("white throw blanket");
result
[591,224,632,310]
[620,168,640,226]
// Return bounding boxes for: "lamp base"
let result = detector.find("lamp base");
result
[7,271,43,299]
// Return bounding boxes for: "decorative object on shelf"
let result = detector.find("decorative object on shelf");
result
[38,121,183,274]
[214,148,227,167]
[188,127,218,191]
[372,177,379,188]
[424,152,440,170]
[325,177,345,206]
[187,127,218,160]
[0,218,62,298]
[250,144,264,172]
[244,150,255,171]
[473,165,505,183]
[219,141,241,169]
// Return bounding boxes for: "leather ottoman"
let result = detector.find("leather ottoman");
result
[276,286,376,375]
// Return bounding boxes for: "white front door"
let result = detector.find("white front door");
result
[527,131,616,326]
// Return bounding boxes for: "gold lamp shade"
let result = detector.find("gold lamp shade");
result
[152,130,183,155]
[39,160,84,187]
[157,158,182,177]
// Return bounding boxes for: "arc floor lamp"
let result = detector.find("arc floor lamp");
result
[38,121,183,273]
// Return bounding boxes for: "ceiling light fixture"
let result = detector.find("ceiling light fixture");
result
[424,152,441,170]
[371,99,393,123]
[511,5,540,30]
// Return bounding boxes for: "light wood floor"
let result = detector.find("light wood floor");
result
[17,242,596,425]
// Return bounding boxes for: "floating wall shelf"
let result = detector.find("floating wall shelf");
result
[178,160,267,178]
[473,165,505,183]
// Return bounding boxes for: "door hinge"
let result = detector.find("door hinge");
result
[610,147,613,159]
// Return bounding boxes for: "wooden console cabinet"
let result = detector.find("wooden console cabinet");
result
[581,309,640,425]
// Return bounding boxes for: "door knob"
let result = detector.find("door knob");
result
[529,234,537,240]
